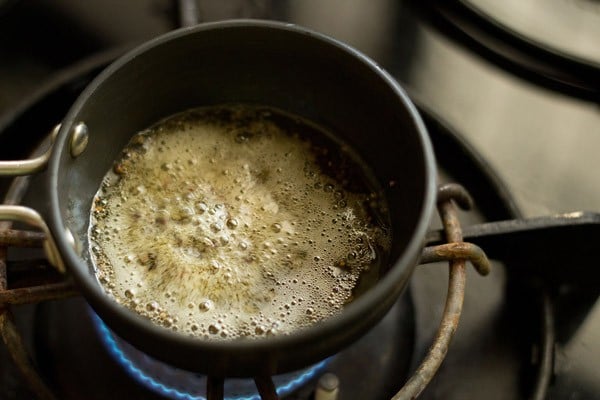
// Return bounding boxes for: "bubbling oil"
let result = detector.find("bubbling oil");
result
[89,104,390,339]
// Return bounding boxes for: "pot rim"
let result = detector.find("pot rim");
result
[47,19,437,366]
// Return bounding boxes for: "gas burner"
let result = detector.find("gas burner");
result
[28,199,420,400]
[93,312,329,400]
[34,290,413,399]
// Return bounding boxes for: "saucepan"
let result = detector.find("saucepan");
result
[0,20,438,378]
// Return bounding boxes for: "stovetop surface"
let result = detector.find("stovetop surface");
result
[1,1,599,399]
[0,57,541,398]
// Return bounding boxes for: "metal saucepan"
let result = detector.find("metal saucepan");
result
[0,20,436,377]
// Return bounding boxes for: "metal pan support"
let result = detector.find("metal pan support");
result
[0,137,492,400]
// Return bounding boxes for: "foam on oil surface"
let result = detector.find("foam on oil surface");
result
[89,105,390,339]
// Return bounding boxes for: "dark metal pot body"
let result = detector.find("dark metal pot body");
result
[46,20,436,377]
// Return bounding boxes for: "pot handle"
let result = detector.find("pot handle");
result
[392,183,491,400]
[0,206,65,273]
[0,124,59,176]
[0,124,65,272]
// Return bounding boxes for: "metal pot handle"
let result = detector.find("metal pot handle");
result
[0,124,59,176]
[0,206,64,273]
[0,124,65,272]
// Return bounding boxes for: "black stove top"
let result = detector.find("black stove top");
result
[1,1,598,399]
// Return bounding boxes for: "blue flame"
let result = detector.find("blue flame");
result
[91,313,329,399]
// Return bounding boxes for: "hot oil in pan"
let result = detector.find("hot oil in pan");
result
[89,104,391,339]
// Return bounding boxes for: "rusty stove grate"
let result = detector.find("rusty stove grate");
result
[0,153,490,400]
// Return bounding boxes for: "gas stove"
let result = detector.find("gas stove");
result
[0,1,598,399]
